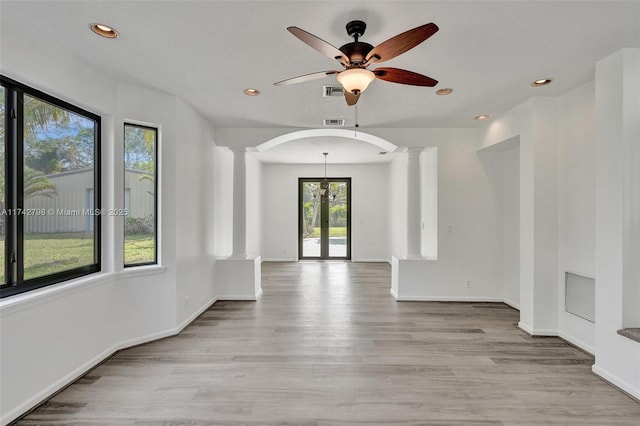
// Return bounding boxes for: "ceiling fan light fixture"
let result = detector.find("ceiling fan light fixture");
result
[337,68,375,94]
[89,23,119,38]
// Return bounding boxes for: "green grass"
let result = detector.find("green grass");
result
[0,232,155,282]
[23,233,94,279]
[124,233,155,265]
[306,227,347,238]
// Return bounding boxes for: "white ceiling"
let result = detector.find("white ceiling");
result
[1,0,639,163]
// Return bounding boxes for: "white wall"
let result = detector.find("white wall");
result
[380,129,504,300]
[557,81,596,352]
[175,100,217,325]
[261,162,389,262]
[0,24,217,425]
[476,136,520,309]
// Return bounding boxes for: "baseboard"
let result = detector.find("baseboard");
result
[352,259,389,263]
[261,258,296,262]
[115,328,178,353]
[217,294,260,301]
[393,295,505,302]
[518,321,534,335]
[175,296,218,333]
[592,364,640,401]
[1,296,218,426]
[217,285,262,300]
[517,322,558,336]
[503,298,520,310]
[517,323,596,355]
[558,331,595,355]
[390,288,399,300]
[530,328,558,336]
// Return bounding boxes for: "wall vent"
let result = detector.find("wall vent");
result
[565,272,595,323]
[323,118,345,127]
[323,85,344,97]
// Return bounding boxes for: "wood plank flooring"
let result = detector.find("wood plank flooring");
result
[15,262,640,425]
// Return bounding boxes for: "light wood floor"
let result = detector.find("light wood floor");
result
[16,262,640,425]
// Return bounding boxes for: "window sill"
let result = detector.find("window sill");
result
[617,328,640,344]
[118,264,166,279]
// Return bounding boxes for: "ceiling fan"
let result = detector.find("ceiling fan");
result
[274,20,439,106]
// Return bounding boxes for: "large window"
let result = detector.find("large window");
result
[123,123,157,266]
[1,76,101,298]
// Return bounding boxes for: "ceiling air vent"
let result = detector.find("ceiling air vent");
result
[323,85,344,97]
[323,118,345,127]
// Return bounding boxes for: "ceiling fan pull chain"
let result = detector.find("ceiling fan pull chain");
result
[354,104,360,138]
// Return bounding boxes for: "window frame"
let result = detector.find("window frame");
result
[123,122,158,267]
[0,75,101,298]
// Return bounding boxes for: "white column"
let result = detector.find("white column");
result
[231,147,247,259]
[406,147,422,259]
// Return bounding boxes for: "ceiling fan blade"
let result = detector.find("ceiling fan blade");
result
[344,90,360,106]
[287,27,350,65]
[274,70,339,86]
[365,23,438,64]
[374,67,438,86]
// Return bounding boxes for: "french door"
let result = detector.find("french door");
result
[299,178,351,260]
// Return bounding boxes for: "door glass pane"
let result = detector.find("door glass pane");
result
[328,181,347,258]
[23,94,96,280]
[301,181,321,257]
[0,86,5,283]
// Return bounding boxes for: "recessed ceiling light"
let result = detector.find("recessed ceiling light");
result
[474,115,491,121]
[89,23,119,39]
[243,88,260,96]
[436,88,453,96]
[531,78,553,87]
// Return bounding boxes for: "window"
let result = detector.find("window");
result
[123,123,157,266]
[1,76,101,298]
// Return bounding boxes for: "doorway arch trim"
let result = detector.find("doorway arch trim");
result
[256,129,397,153]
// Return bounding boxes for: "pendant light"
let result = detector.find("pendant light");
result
[318,152,334,201]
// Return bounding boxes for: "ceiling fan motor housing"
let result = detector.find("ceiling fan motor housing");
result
[339,41,374,65]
